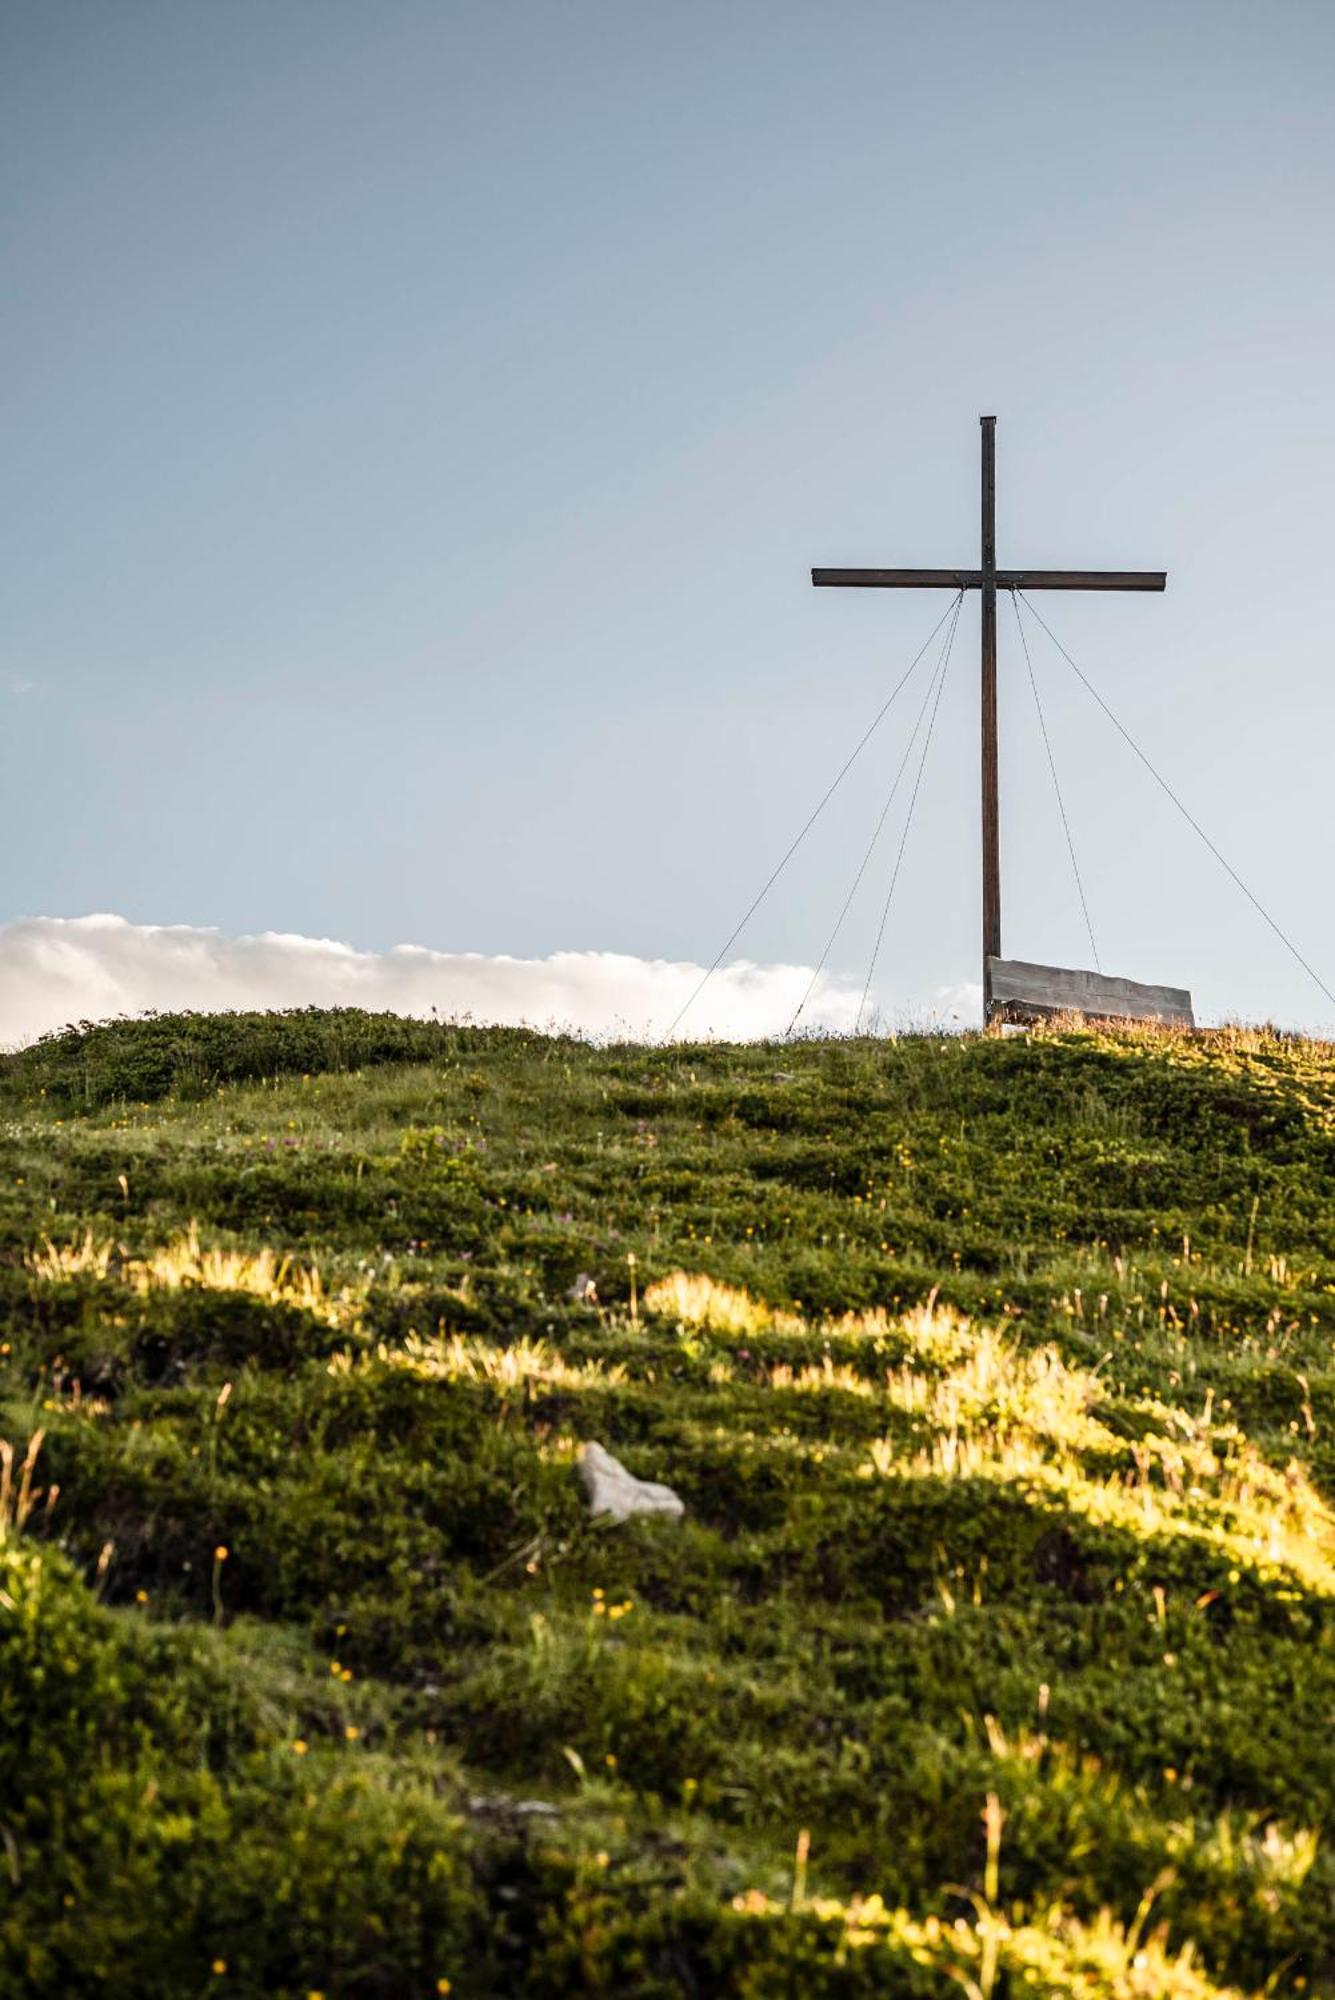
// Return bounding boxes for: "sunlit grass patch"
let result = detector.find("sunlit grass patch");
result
[583,1275,1335,1597]
[757,1355,881,1398]
[722,1888,1248,1998]
[887,1322,1104,1443]
[29,1222,365,1330]
[643,1269,802,1336]
[861,1338,1335,1597]
[644,1268,978,1359]
[330,1330,627,1392]
[27,1228,116,1282]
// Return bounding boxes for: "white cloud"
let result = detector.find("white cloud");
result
[0,914,986,1051]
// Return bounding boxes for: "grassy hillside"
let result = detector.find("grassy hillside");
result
[2,1008,1334,1997]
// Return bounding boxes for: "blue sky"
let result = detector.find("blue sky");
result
[3,1,1333,1038]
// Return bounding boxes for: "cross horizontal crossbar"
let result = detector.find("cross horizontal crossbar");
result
[811,568,1166,592]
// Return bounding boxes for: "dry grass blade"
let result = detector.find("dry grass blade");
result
[0,1430,47,1541]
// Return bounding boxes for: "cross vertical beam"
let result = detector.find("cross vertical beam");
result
[980,416,1000,1026]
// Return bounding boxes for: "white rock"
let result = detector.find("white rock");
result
[468,1795,560,1821]
[578,1442,684,1524]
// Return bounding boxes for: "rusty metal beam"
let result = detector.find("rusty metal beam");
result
[811,567,1165,592]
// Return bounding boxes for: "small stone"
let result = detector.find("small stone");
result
[578,1442,684,1524]
[468,1794,560,1821]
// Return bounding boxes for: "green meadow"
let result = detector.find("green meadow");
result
[2,1007,1334,1997]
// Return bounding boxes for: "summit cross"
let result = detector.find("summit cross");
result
[813,416,1166,1026]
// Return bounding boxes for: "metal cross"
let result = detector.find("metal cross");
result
[812,416,1166,1025]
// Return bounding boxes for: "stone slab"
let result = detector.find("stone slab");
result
[989,957,1193,1028]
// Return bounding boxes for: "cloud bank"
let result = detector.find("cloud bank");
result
[0,914,980,1051]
